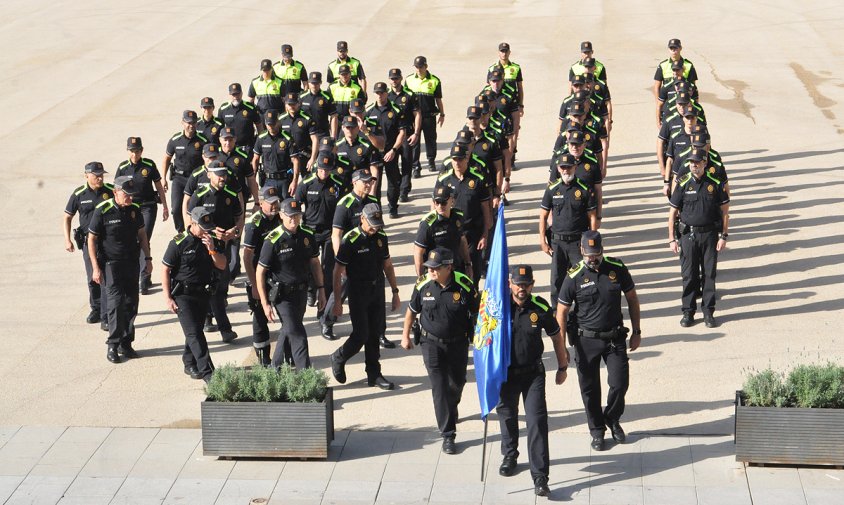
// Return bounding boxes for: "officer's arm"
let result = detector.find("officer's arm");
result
[162,154,173,180]
[548,328,569,370]
[243,247,257,286]
[668,207,679,241]
[435,98,445,120]
[481,199,492,241]
[401,307,416,349]
[62,213,74,251]
[138,228,152,274]
[181,197,191,232]
[413,110,422,137]
[331,228,342,256]
[309,133,319,164]
[555,303,571,346]
[624,288,641,336]
[601,138,609,174]
[656,139,667,181]
[332,263,346,307]
[538,207,550,245]
[413,245,425,277]
[594,184,603,225]
[247,175,260,208]
[330,115,339,139]
[720,202,730,236]
[365,128,385,151]
[459,237,472,280]
[652,79,661,101]
[87,232,101,281]
[606,100,613,129]
[251,152,261,177]
[154,180,169,216]
[309,257,325,290]
[162,265,173,301]
[382,258,400,308]
[256,264,270,306]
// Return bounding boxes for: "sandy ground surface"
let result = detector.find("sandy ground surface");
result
[1,0,842,437]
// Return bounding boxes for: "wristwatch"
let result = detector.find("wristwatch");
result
[557,366,568,372]
[391,287,399,294]
[632,329,642,336]
[719,233,728,240]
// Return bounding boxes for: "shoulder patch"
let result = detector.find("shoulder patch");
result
[705,172,722,185]
[567,261,585,278]
[423,211,437,225]
[453,271,474,293]
[74,184,86,196]
[679,173,693,186]
[267,226,284,244]
[170,132,182,141]
[196,133,208,143]
[604,256,624,267]
[415,275,433,290]
[174,231,189,244]
[343,228,362,243]
[530,294,551,312]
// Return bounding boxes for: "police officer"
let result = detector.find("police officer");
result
[556,231,642,450]
[560,130,603,222]
[334,115,382,191]
[301,71,338,139]
[653,38,698,101]
[497,265,568,497]
[400,248,479,454]
[656,62,700,127]
[540,153,598,309]
[218,127,260,211]
[366,82,407,216]
[219,83,262,152]
[88,176,151,363]
[116,136,169,294]
[197,97,224,145]
[569,41,607,85]
[582,57,613,132]
[280,92,319,171]
[162,110,207,232]
[329,203,400,389]
[405,56,444,175]
[554,101,608,178]
[668,148,730,328]
[665,103,704,179]
[248,58,284,116]
[328,65,364,129]
[327,40,367,90]
[489,42,524,165]
[273,44,308,96]
[252,110,298,197]
[413,186,472,279]
[162,206,225,382]
[387,68,421,201]
[63,162,113,326]
[243,186,282,366]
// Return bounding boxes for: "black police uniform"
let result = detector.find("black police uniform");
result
[409,271,479,440]
[469,131,504,196]
[243,210,281,361]
[669,172,729,318]
[115,157,162,288]
[272,59,308,96]
[555,117,607,160]
[220,146,254,202]
[248,75,284,116]
[366,100,407,211]
[295,171,343,302]
[435,168,490,284]
[541,178,597,307]
[65,182,114,322]
[88,199,145,350]
[253,130,295,196]
[658,83,701,123]
[301,89,337,137]
[550,148,602,187]
[674,151,728,182]
[414,210,467,273]
[197,115,224,145]
[559,258,635,438]
[497,294,560,483]
[166,131,207,232]
[184,166,244,200]
[163,230,223,379]
[655,58,698,85]
[331,226,391,379]
[405,72,443,170]
[219,100,261,151]
[280,110,318,160]
[259,223,318,368]
[388,87,418,198]
[335,136,381,191]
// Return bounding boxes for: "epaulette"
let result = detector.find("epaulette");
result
[604,256,624,268]
[131,202,141,208]
[280,112,290,120]
[219,101,231,109]
[583,152,598,163]
[343,227,362,243]
[174,230,189,245]
[705,172,722,185]
[678,173,693,187]
[170,132,182,141]
[678,146,692,158]
[118,160,130,169]
[364,104,375,114]
[547,179,562,191]
[213,118,223,126]
[74,184,86,196]
[249,212,262,227]
[377,229,388,237]
[453,271,474,293]
[438,169,454,182]
[258,131,269,139]
[320,90,331,100]
[415,275,432,290]
[302,173,316,184]
[103,182,114,190]
[453,209,464,217]
[242,101,256,110]
[530,294,551,312]
[338,193,355,208]
[299,111,311,121]
[267,226,284,244]
[335,138,346,146]
[423,211,437,225]
[665,112,679,122]
[196,185,211,197]
[359,137,371,148]
[223,186,238,197]
[192,167,205,177]
[300,224,315,235]
[235,147,248,158]
[96,199,114,212]
[365,195,379,204]
[390,102,401,113]
[567,261,585,278]
[575,179,589,192]
[470,154,486,168]
[141,158,154,167]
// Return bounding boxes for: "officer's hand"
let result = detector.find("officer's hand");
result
[492,196,500,209]
[162,206,170,222]
[401,335,414,350]
[407,134,419,146]
[143,259,153,276]
[166,297,179,314]
[629,333,642,351]
[716,238,727,252]
[477,235,487,250]
[662,183,670,198]
[91,268,102,285]
[250,284,260,301]
[162,181,169,193]
[251,203,260,215]
[391,292,400,311]
[541,242,552,256]
[317,289,326,312]
[437,114,445,127]
[65,240,75,253]
[201,234,215,250]
[670,240,680,254]
[332,302,343,319]
[288,180,298,196]
[501,179,511,195]
[263,302,275,323]
[555,369,567,385]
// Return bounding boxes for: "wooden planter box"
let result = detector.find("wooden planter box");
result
[735,390,844,466]
[201,388,334,459]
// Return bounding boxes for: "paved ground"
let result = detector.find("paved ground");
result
[1,0,844,503]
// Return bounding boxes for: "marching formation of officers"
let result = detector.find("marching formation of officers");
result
[63,38,729,497]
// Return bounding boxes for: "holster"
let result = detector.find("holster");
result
[578,326,629,340]
[73,227,86,250]
[267,280,281,304]
[170,280,184,297]
[245,282,259,314]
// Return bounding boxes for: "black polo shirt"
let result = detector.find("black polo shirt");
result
[556,116,607,155]
[162,231,222,285]
[65,183,114,230]
[280,110,318,154]
[388,88,418,131]
[243,211,281,268]
[300,89,337,137]
[253,131,294,176]
[166,131,207,177]
[414,210,466,268]
[510,295,560,367]
[335,135,379,177]
[258,224,318,285]
[334,227,390,284]
[435,168,490,232]
[667,130,693,174]
[219,101,261,148]
[405,72,442,116]
[541,178,596,234]
[187,184,242,230]
[87,199,144,261]
[366,101,406,147]
[669,172,730,226]
[559,258,635,331]
[114,158,161,205]
[332,192,380,232]
[220,147,254,197]
[183,166,243,199]
[295,172,343,234]
[196,116,224,145]
[674,150,728,181]
[409,272,479,341]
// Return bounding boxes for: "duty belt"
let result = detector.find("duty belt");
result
[552,232,582,242]
[422,330,464,345]
[679,222,719,234]
[181,283,212,296]
[578,326,627,340]
[264,172,288,180]
[507,361,544,377]
[172,168,190,177]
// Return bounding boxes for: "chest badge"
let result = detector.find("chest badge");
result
[453,292,461,302]
[337,167,344,174]
[234,158,240,165]
[468,179,476,189]
[482,142,488,151]
[225,198,231,205]
[388,111,394,119]
[211,127,217,134]
[242,110,248,117]
[709,167,715,174]
[530,312,539,323]
[194,142,201,149]
[425,292,431,297]
[329,187,336,194]
[574,189,582,199]
[555,191,561,196]
[584,163,591,171]
[585,133,591,141]
[356,147,363,155]
[608,271,617,281]
[102,193,109,199]
[304,237,310,246]
[318,98,324,106]
[377,238,383,247]
[141,168,148,177]
[707,184,714,193]
[298,120,304,127]
[279,141,287,149]
[130,211,136,219]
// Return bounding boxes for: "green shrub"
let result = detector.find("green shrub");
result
[743,368,791,407]
[205,364,329,403]
[743,363,844,408]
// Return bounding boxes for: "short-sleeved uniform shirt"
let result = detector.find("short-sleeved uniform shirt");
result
[65,183,114,230]
[414,210,465,263]
[166,131,207,177]
[489,61,524,104]
[569,59,607,82]
[558,258,635,330]
[654,58,698,84]
[272,60,308,95]
[409,272,479,340]
[669,173,730,226]
[220,147,254,197]
[541,178,597,234]
[366,101,406,147]
[332,192,380,232]
[405,72,442,116]
[187,184,242,230]
[335,136,380,185]
[328,81,364,120]
[219,101,261,148]
[388,88,418,131]
[674,149,727,181]
[87,199,144,261]
[162,231,223,285]
[510,294,561,367]
[115,158,161,205]
[196,116,224,145]
[552,150,602,188]
[555,115,607,156]
[253,131,294,177]
[469,132,504,194]
[248,75,285,115]
[280,110,318,155]
[243,211,281,268]
[295,173,343,234]
[258,224,318,285]
[300,89,337,136]
[334,227,390,284]
[435,168,490,232]
[183,166,243,199]
[327,57,366,85]
[666,129,694,175]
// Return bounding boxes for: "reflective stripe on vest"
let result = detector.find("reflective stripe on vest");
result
[252,76,283,97]
[405,74,440,96]
[274,61,304,81]
[659,59,692,82]
[329,58,361,79]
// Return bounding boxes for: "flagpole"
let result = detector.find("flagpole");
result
[481,417,488,481]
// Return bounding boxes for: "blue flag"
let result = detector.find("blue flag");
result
[472,204,511,420]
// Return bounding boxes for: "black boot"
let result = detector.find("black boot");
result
[255,346,271,366]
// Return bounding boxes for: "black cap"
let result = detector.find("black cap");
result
[284,92,300,105]
[200,97,215,108]
[281,198,302,215]
[432,185,453,203]
[692,133,709,147]
[337,40,348,51]
[413,55,427,67]
[316,153,335,169]
[454,130,472,146]
[362,202,384,228]
[688,148,707,162]
[308,71,322,83]
[487,68,503,81]
[474,97,490,114]
[676,91,691,105]
[680,105,696,118]
[467,105,482,119]
[373,82,388,93]
[202,144,220,157]
[572,90,591,102]
[511,264,534,284]
[580,41,593,52]
[690,123,708,135]
[570,101,587,116]
[281,44,293,56]
[566,122,584,134]
[352,168,374,183]
[219,126,235,139]
[206,160,227,173]
[671,59,684,71]
[423,247,454,268]
[338,64,351,75]
[341,115,358,128]
[571,74,587,85]
[582,57,596,68]
[567,130,586,145]
[84,161,107,174]
[182,110,198,123]
[556,152,577,167]
[450,144,468,160]
[228,82,242,94]
[113,175,140,196]
[581,230,603,254]
[388,68,402,79]
[318,135,334,151]
[675,80,690,92]
[190,206,216,231]
[498,42,510,52]
[127,136,143,150]
[668,38,682,49]
[349,98,365,113]
[497,94,512,109]
[264,109,280,125]
[260,58,273,71]
[481,89,496,101]
[260,185,281,203]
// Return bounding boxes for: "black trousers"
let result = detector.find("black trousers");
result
[496,368,549,480]
[421,337,468,438]
[227,238,241,281]
[170,174,187,232]
[550,238,582,309]
[260,177,291,198]
[138,204,157,282]
[103,259,139,347]
[321,275,347,326]
[572,333,629,437]
[679,230,718,316]
[335,283,384,379]
[174,293,214,378]
[82,241,106,320]
[247,282,270,348]
[399,139,414,197]
[466,227,486,286]
[383,154,402,212]
[272,289,310,369]
[412,116,438,167]
[309,233,335,303]
[208,246,232,332]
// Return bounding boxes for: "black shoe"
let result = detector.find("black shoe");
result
[412,169,421,179]
[399,194,409,203]
[499,456,517,477]
[140,276,151,295]
[204,315,218,333]
[379,334,396,349]
[255,347,271,367]
[220,330,238,343]
[389,209,399,219]
[118,345,140,359]
[307,291,317,307]
[100,321,108,332]
[704,314,718,328]
[427,161,437,173]
[367,375,395,390]
[86,310,101,324]
[107,346,121,364]
[330,354,346,384]
[609,422,626,443]
[321,323,336,341]
[680,313,694,327]
[534,476,550,497]
[442,437,456,455]
[184,366,202,379]
[591,434,605,451]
